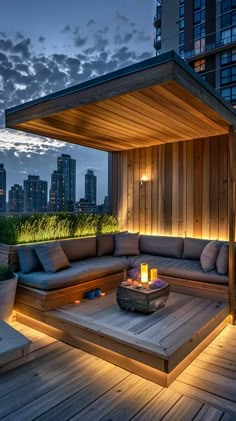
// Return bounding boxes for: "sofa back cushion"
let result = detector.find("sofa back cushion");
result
[200,240,221,272]
[18,246,42,273]
[60,237,96,261]
[96,234,114,257]
[183,238,210,260]
[139,235,183,258]
[216,243,228,275]
[114,233,140,256]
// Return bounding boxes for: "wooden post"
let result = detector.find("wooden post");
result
[228,126,236,324]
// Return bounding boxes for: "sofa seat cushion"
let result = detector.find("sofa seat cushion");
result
[129,254,228,285]
[17,256,129,290]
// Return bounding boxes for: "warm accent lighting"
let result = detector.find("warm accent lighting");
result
[150,268,158,281]
[140,175,147,188]
[141,263,149,285]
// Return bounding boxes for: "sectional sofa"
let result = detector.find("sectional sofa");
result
[13,233,229,315]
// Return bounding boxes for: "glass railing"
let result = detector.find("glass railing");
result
[184,34,236,59]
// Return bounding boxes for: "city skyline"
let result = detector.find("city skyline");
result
[1,152,107,205]
[1,153,107,208]
[0,1,155,201]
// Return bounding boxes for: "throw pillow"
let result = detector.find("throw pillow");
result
[114,233,140,256]
[35,241,70,273]
[18,246,42,274]
[96,234,114,257]
[216,243,228,275]
[200,240,221,272]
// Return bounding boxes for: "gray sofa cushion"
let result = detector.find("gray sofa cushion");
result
[139,235,183,258]
[18,256,129,290]
[60,237,96,261]
[96,234,114,257]
[18,246,42,274]
[216,243,228,275]
[183,238,210,260]
[35,241,70,273]
[114,233,140,256]
[200,241,221,272]
[129,254,228,285]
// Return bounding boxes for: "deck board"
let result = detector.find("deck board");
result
[1,322,236,419]
[42,290,229,385]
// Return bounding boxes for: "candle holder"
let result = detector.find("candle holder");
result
[141,263,149,286]
[150,268,158,282]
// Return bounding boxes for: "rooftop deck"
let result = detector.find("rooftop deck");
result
[1,320,236,420]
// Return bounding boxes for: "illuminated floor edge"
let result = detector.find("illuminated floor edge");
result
[1,320,236,419]
[15,291,229,387]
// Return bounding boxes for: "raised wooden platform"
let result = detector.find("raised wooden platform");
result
[0,320,31,365]
[1,321,236,419]
[16,290,229,387]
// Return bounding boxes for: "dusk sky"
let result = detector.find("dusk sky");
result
[0,0,156,203]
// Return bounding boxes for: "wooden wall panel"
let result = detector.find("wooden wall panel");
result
[112,134,229,240]
[193,139,203,238]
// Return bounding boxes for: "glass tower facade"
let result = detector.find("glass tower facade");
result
[154,0,236,105]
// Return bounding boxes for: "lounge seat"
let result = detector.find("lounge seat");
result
[18,256,129,290]
[129,254,228,285]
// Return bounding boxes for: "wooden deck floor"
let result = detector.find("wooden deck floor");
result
[0,321,236,420]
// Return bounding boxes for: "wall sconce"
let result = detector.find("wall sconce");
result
[140,175,147,188]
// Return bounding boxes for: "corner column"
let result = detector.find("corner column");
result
[228,126,236,324]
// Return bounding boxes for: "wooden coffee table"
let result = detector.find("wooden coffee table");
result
[116,283,170,313]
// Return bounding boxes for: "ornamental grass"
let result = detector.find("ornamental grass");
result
[0,213,119,245]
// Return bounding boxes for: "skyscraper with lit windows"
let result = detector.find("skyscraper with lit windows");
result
[85,169,97,204]
[0,164,6,213]
[9,184,24,212]
[23,175,48,212]
[57,154,76,211]
[154,0,236,105]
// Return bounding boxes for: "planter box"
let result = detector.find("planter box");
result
[0,275,18,323]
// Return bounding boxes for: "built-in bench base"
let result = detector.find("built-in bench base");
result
[14,272,124,313]
[15,273,229,319]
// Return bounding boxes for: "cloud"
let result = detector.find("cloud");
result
[115,11,129,24]
[87,19,95,27]
[136,31,152,43]
[74,34,87,47]
[0,130,66,155]
[0,30,153,157]
[62,25,71,33]
[114,32,133,44]
[39,36,45,43]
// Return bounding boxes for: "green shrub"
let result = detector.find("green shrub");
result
[0,214,119,245]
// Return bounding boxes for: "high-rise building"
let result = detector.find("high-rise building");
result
[85,169,97,204]
[154,0,236,105]
[0,164,6,213]
[49,171,64,212]
[9,184,24,212]
[57,154,76,210]
[23,175,48,212]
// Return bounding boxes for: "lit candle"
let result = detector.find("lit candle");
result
[150,268,158,281]
[141,263,149,285]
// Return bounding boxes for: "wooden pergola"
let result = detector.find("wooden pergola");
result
[5,50,236,323]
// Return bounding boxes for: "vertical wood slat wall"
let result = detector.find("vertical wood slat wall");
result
[111,134,229,240]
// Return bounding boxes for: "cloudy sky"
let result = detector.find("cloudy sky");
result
[0,0,156,203]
